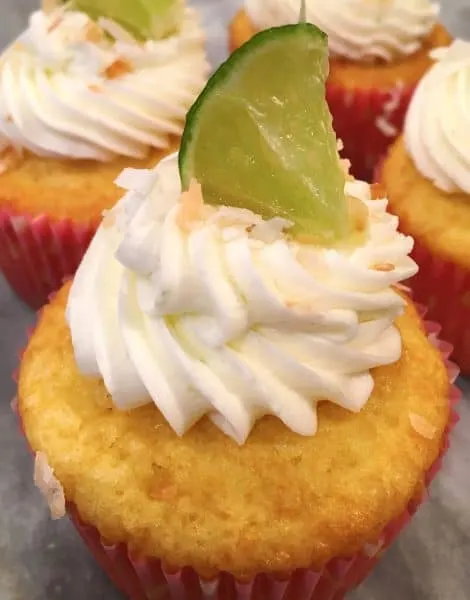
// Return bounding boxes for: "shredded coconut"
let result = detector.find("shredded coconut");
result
[42,0,60,14]
[363,538,384,558]
[103,58,133,79]
[375,82,404,138]
[250,217,293,243]
[34,452,66,520]
[409,413,438,440]
[347,194,368,233]
[114,168,158,195]
[82,21,105,43]
[176,179,206,230]
[208,206,260,228]
[102,209,117,229]
[376,116,398,138]
[371,263,395,272]
[97,17,138,44]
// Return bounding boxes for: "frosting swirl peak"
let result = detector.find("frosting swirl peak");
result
[245,0,440,62]
[66,155,418,444]
[0,7,209,161]
[405,40,470,194]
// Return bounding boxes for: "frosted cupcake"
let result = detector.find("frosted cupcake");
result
[0,0,209,308]
[230,0,451,182]
[18,22,459,600]
[381,40,470,374]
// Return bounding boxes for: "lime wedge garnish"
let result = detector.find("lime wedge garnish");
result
[179,23,348,243]
[69,0,183,41]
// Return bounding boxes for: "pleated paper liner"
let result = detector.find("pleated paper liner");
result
[13,305,461,600]
[0,208,96,309]
[327,82,414,183]
[374,160,470,376]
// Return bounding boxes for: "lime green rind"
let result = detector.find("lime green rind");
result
[68,0,183,41]
[179,23,348,243]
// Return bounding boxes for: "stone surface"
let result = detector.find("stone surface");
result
[1,1,470,599]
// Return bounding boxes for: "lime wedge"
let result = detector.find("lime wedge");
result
[69,0,183,41]
[179,24,348,244]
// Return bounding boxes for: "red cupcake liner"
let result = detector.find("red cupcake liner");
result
[13,307,461,600]
[0,208,96,309]
[327,82,415,183]
[406,241,470,376]
[374,160,470,375]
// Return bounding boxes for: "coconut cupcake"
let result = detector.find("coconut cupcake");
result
[230,0,451,182]
[381,40,470,375]
[17,23,459,600]
[0,0,209,308]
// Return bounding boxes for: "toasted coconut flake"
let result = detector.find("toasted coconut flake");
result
[176,179,205,230]
[250,217,293,243]
[102,210,117,229]
[347,194,368,233]
[34,452,66,520]
[103,58,133,80]
[376,115,398,138]
[98,17,138,44]
[0,146,23,175]
[363,538,384,558]
[47,14,64,34]
[208,206,259,229]
[83,21,105,43]
[370,183,385,200]
[340,157,352,177]
[371,262,395,272]
[88,83,102,93]
[42,0,60,14]
[409,413,438,440]
[114,167,158,196]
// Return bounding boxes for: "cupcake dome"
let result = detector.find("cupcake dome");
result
[382,40,470,374]
[230,0,451,181]
[0,3,209,308]
[18,156,455,598]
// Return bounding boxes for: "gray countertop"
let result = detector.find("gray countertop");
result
[1,1,470,599]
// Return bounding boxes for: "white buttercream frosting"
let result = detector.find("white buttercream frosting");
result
[245,0,440,62]
[0,7,209,161]
[404,40,470,194]
[66,154,418,444]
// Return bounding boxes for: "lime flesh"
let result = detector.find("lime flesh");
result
[69,0,183,41]
[179,24,348,244]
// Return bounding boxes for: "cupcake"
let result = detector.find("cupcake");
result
[17,23,459,600]
[381,40,470,375]
[229,0,452,182]
[0,0,209,308]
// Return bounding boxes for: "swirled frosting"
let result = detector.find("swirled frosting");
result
[404,40,470,194]
[245,0,440,62]
[66,154,418,443]
[0,7,209,161]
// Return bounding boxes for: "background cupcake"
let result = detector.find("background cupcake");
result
[381,40,470,375]
[17,22,459,600]
[230,0,452,182]
[0,0,209,308]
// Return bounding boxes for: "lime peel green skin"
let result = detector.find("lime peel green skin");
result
[179,23,349,244]
[66,0,182,41]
